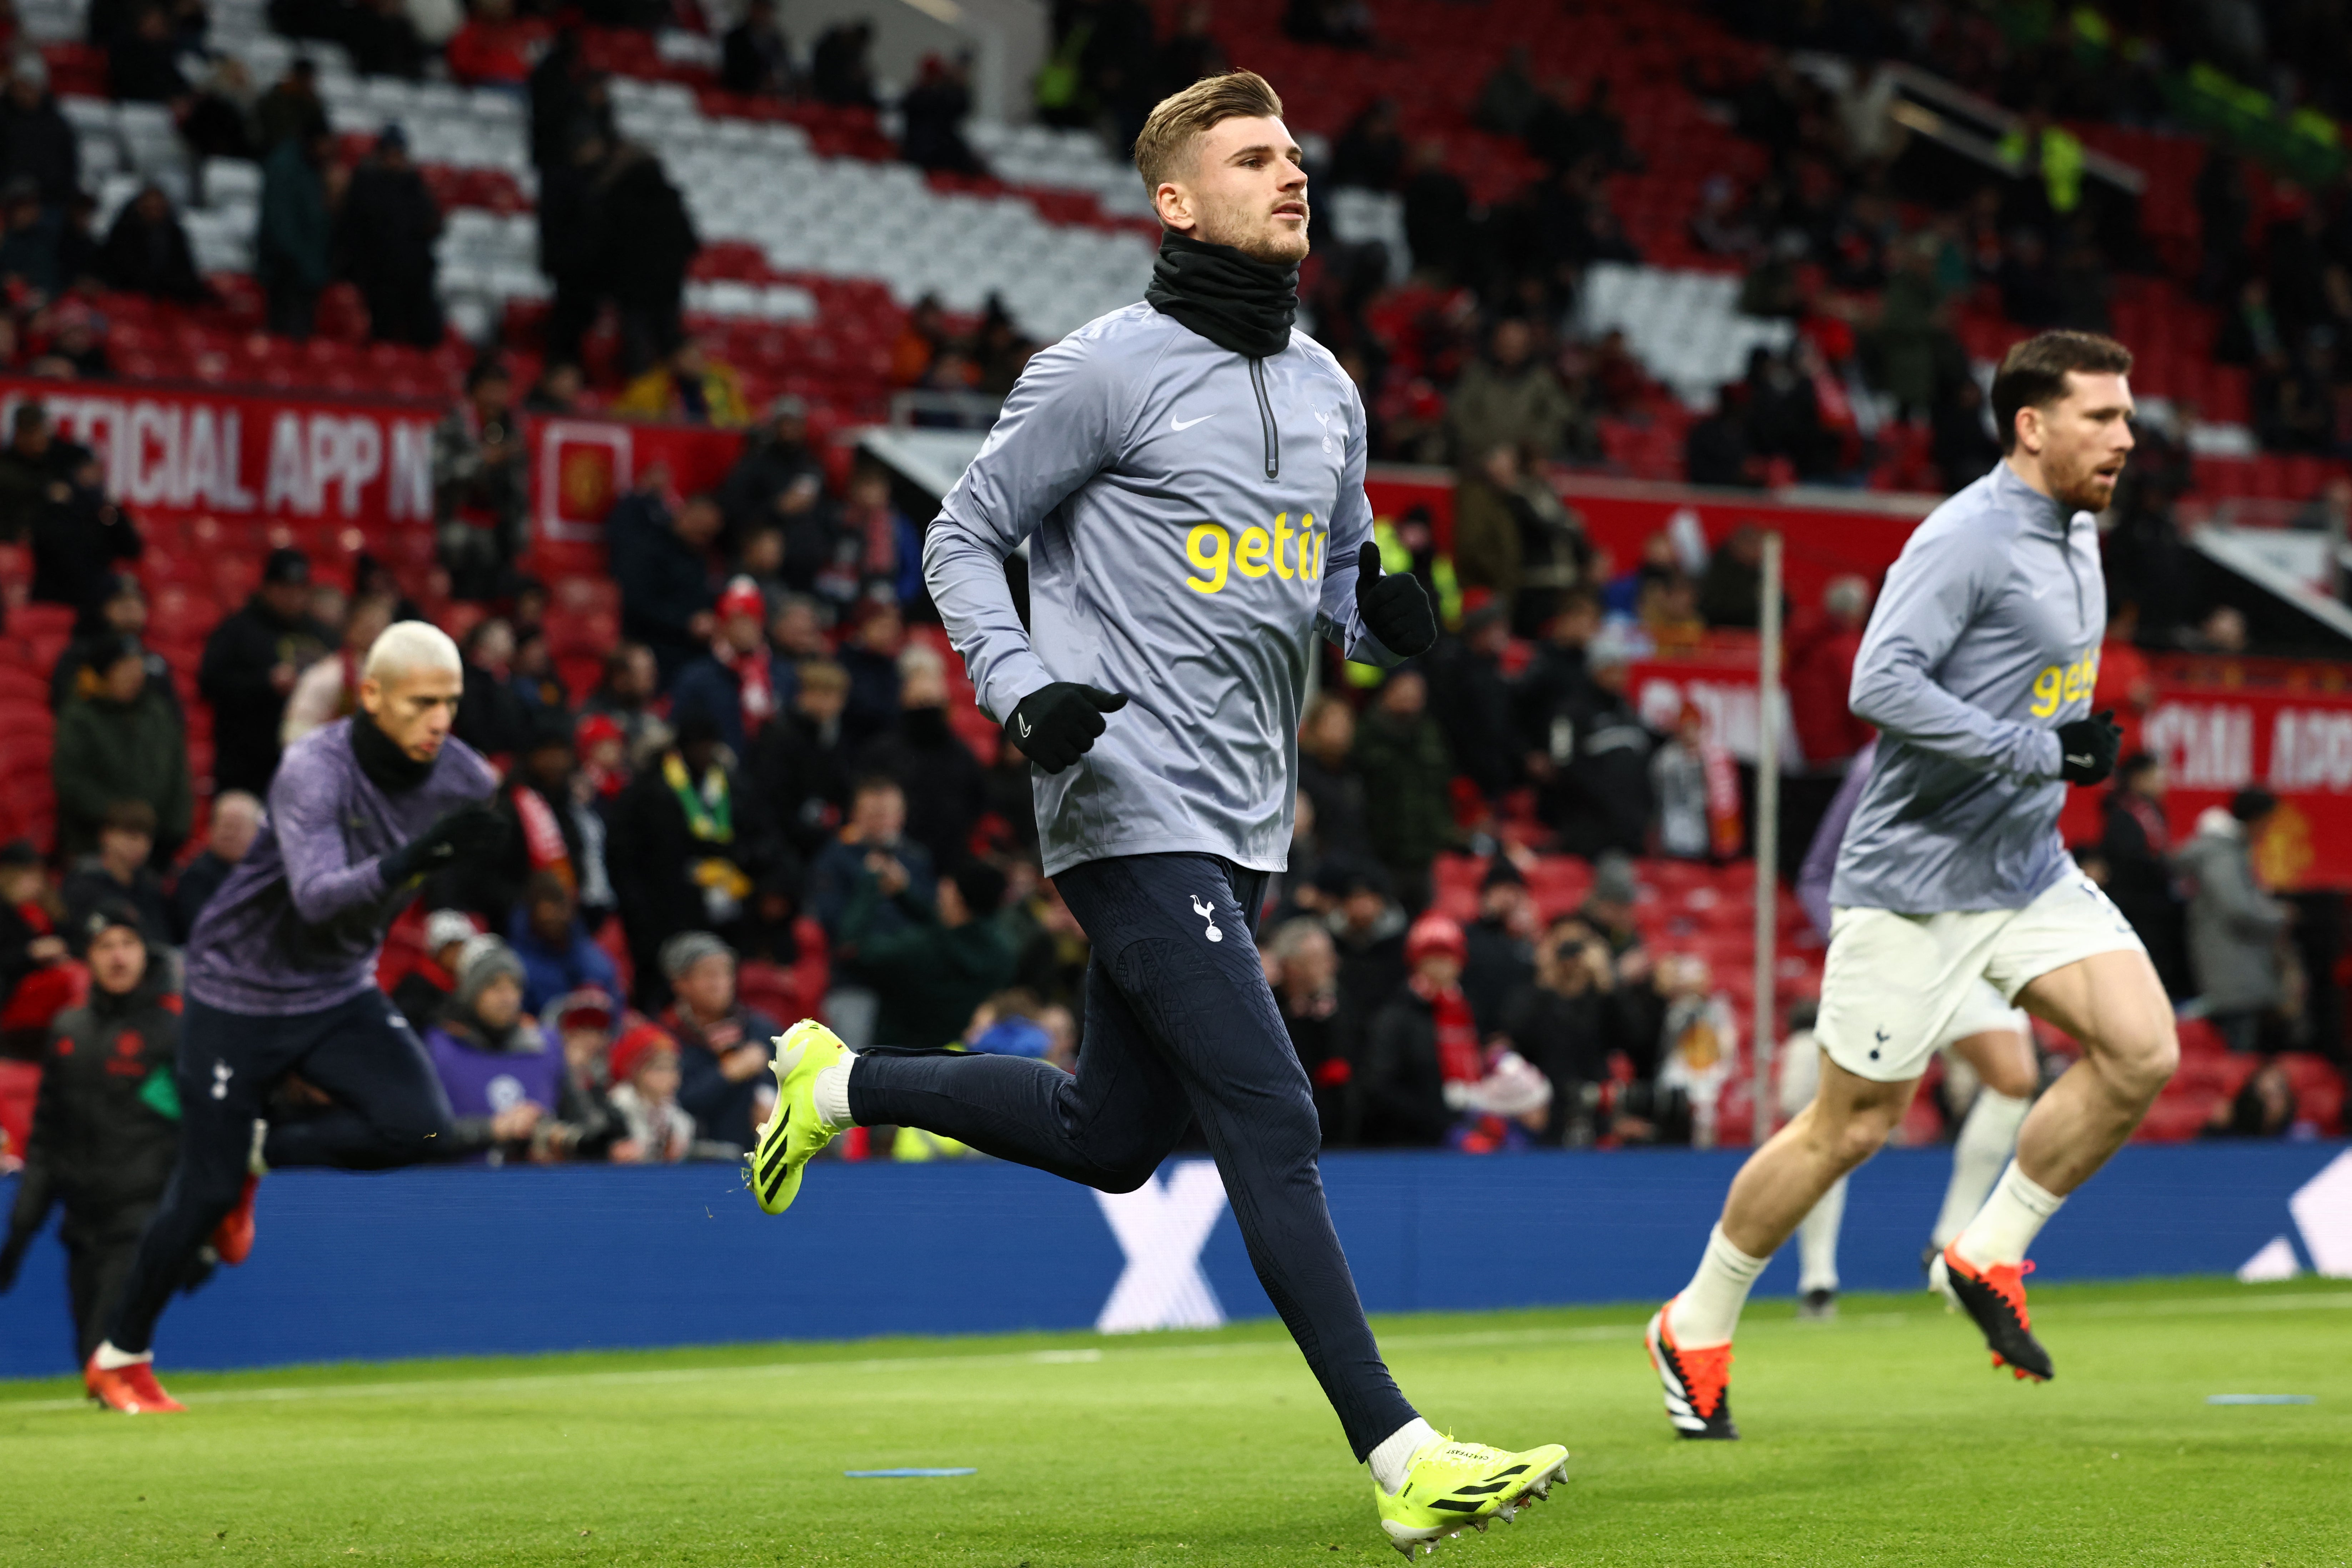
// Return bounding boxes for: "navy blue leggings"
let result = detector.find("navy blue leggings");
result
[851,852,1418,1458]
[108,989,457,1354]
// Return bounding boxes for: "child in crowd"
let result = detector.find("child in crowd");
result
[606,1021,696,1164]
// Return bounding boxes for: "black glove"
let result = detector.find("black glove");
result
[380,804,508,886]
[1005,683,1128,774]
[1355,542,1437,658]
[2056,708,2124,786]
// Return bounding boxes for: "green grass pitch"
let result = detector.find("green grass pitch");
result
[2,1276,2347,1566]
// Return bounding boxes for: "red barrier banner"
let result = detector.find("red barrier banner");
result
[0,376,442,530]
[1365,467,1930,608]
[530,416,746,546]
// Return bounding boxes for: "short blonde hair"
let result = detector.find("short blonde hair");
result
[1133,70,1284,195]
[363,620,462,684]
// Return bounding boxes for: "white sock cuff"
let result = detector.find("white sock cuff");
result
[1705,1223,1769,1280]
[1368,1416,1441,1495]
[91,1341,151,1370]
[1997,1161,2066,1218]
[811,1056,856,1129]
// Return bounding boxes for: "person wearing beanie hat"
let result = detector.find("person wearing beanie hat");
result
[0,893,208,1364]
[420,935,557,1164]
[197,544,333,795]
[392,909,478,1035]
[654,929,782,1150]
[1461,855,1538,1037]
[50,632,194,865]
[1358,913,1479,1148]
[669,573,795,758]
[605,1021,697,1163]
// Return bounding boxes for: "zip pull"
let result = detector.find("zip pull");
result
[1249,357,1279,480]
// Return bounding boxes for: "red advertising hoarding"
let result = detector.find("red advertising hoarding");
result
[0,376,443,534]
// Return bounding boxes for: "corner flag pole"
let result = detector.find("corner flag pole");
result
[1752,531,1783,1147]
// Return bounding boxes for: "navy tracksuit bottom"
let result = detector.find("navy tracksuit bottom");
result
[109,989,459,1355]
[851,852,1419,1458]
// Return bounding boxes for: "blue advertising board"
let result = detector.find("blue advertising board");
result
[2,1141,2344,1379]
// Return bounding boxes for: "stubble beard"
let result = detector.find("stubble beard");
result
[1195,196,1310,266]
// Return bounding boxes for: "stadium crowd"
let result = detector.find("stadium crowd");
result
[0,0,2345,1225]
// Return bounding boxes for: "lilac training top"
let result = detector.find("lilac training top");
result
[185,718,497,1015]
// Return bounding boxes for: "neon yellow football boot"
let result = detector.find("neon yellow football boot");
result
[1374,1435,1570,1557]
[745,1019,849,1215]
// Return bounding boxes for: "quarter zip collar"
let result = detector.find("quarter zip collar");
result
[1992,459,2075,540]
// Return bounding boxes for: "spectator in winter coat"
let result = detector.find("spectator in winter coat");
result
[344,0,430,80]
[807,775,935,942]
[615,336,752,428]
[855,645,985,874]
[449,617,531,760]
[97,184,210,302]
[421,936,553,1164]
[1785,574,1874,768]
[60,801,174,948]
[604,1020,698,1162]
[434,361,528,603]
[1323,861,1409,1029]
[256,131,333,339]
[200,547,332,796]
[253,58,329,154]
[837,858,1012,1050]
[0,839,74,1051]
[670,576,794,758]
[717,396,826,553]
[169,790,261,943]
[27,460,141,620]
[658,931,779,1151]
[108,4,190,101]
[1444,318,1575,464]
[580,641,664,758]
[1499,916,1621,1145]
[1460,857,1537,1037]
[600,145,698,374]
[338,126,443,347]
[0,901,205,1361]
[50,576,158,716]
[1296,692,1373,866]
[607,713,776,1009]
[0,403,86,549]
[1350,670,1459,910]
[721,0,793,97]
[836,602,906,750]
[1356,914,1478,1147]
[51,638,191,864]
[0,56,80,208]
[281,593,397,746]
[610,479,720,686]
[1535,635,1652,858]
[458,713,616,933]
[753,659,855,859]
[1267,916,1356,1145]
[392,909,478,1035]
[1425,605,1521,801]
[2102,753,2188,995]
[508,872,620,1017]
[2178,788,2293,1052]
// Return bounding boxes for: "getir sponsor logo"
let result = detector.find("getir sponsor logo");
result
[1183,512,1327,594]
[2029,649,2100,717]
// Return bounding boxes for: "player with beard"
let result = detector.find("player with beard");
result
[1644,331,2176,1439]
[744,71,1567,1555]
[84,621,510,1413]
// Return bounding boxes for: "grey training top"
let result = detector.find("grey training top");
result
[1831,462,2104,914]
[924,302,1397,878]
[186,719,498,1015]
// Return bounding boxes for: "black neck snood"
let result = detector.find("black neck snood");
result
[351,710,437,793]
[1146,232,1300,359]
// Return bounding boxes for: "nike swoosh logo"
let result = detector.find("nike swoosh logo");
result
[1172,413,1216,431]
[2066,753,2092,768]
[1017,715,1032,738]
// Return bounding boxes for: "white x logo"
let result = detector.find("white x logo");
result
[1093,1161,1229,1333]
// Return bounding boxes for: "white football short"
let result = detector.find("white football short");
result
[1817,871,2146,1083]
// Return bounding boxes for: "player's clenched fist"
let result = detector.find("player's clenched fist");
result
[2055,708,2123,785]
[1007,682,1129,773]
[1355,542,1437,658]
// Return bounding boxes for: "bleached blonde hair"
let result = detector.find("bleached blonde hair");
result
[363,620,463,684]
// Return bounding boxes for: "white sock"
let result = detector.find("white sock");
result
[811,1056,856,1129]
[92,1340,151,1370]
[1665,1224,1769,1348]
[1954,1160,2066,1269]
[1797,1176,1846,1295]
[1931,1090,2031,1248]
[1368,1417,1441,1495]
